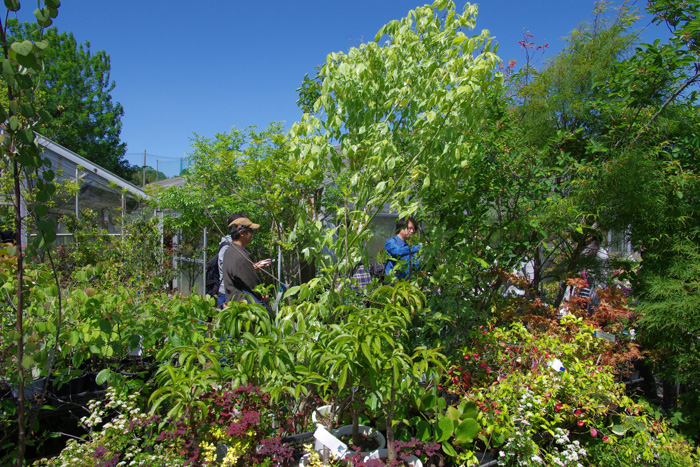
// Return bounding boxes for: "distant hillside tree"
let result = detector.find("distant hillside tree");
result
[130,166,167,185]
[5,20,131,178]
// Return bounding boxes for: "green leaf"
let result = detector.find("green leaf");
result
[68,331,80,346]
[611,424,627,436]
[11,40,33,56]
[416,419,432,442]
[96,368,111,385]
[18,129,34,144]
[4,0,19,12]
[454,418,480,445]
[447,405,461,421]
[33,349,47,364]
[284,285,300,298]
[34,8,53,27]
[419,393,437,412]
[434,415,454,442]
[2,58,15,87]
[9,116,19,131]
[34,204,48,218]
[460,401,478,419]
[21,354,34,369]
[99,319,111,334]
[441,441,458,457]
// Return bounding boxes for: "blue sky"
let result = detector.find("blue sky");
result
[16,1,664,177]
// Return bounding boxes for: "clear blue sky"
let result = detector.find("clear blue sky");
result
[16,1,664,177]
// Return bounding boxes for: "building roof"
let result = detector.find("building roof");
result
[37,135,148,200]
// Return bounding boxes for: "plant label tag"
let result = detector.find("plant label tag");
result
[547,358,566,372]
[594,330,616,342]
[313,426,348,459]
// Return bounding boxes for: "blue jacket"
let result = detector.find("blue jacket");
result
[384,235,421,278]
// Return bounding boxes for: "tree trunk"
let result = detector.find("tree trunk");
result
[385,380,397,463]
[13,157,26,467]
[553,237,588,309]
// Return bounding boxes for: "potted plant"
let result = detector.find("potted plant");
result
[327,283,446,464]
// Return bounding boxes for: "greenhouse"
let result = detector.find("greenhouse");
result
[29,135,150,246]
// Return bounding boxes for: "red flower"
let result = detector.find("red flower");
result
[603,436,610,442]
[554,404,563,412]
[577,421,585,427]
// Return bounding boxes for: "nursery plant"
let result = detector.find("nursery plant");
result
[324,283,446,463]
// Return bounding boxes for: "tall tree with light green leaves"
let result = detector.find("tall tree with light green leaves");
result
[291,1,505,459]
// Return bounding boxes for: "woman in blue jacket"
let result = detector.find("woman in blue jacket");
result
[384,217,423,279]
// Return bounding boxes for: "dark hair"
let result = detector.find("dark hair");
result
[395,217,418,234]
[228,212,251,240]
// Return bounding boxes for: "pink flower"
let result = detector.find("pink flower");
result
[590,428,597,437]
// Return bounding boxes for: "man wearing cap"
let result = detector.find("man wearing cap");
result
[222,215,272,307]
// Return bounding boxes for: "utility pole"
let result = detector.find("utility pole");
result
[142,149,146,186]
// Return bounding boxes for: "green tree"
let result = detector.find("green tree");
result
[130,165,167,185]
[152,123,328,291]
[511,0,700,435]
[290,0,503,313]
[0,3,62,465]
[5,20,131,178]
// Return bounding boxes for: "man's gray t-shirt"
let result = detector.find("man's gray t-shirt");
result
[223,243,260,303]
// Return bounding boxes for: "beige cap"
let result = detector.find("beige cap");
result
[228,217,260,229]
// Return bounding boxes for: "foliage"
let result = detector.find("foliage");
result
[4,20,131,178]
[33,387,182,466]
[288,0,503,311]
[156,383,294,467]
[129,165,168,186]
[438,318,698,466]
[8,0,700,465]
[637,238,700,437]
[0,2,63,464]
[151,123,328,290]
[53,209,173,293]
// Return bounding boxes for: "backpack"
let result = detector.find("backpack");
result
[205,240,230,296]
[368,249,387,281]
[368,260,385,280]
